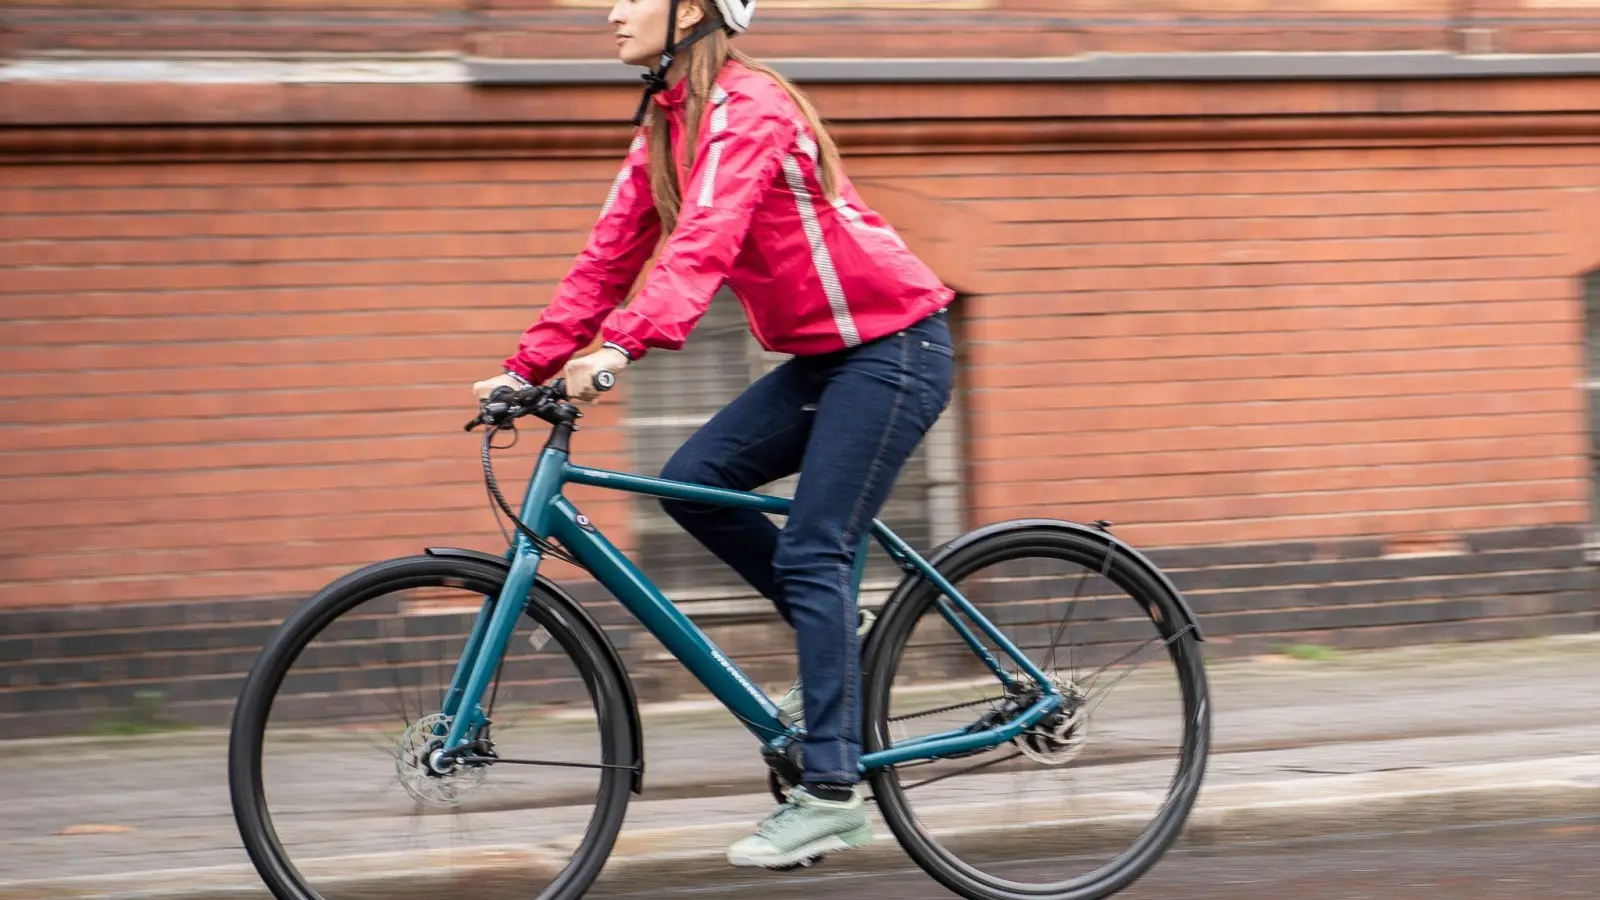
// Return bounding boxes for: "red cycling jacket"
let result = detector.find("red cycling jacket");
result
[503,59,953,383]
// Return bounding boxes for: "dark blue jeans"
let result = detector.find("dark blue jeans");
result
[659,310,956,784]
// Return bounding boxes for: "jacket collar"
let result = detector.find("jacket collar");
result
[651,75,690,113]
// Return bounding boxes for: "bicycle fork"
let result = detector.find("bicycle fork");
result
[429,453,569,765]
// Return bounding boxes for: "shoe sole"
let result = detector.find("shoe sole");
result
[726,823,874,869]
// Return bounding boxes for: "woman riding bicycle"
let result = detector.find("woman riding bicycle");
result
[474,0,956,869]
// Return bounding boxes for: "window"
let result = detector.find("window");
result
[627,287,964,611]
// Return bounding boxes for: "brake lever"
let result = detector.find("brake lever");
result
[466,386,521,432]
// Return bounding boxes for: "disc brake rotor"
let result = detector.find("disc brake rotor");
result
[1012,677,1088,766]
[396,714,490,807]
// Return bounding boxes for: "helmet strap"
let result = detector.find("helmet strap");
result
[631,0,727,126]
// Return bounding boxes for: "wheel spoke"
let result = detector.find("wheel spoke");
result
[454,756,639,772]
[1044,544,1116,679]
[1080,623,1196,720]
[242,559,632,900]
[866,531,1209,899]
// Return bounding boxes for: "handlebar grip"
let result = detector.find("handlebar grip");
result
[550,373,614,397]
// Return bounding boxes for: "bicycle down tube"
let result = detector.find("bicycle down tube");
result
[438,447,1063,772]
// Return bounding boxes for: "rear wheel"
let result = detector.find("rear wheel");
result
[228,555,635,900]
[864,526,1209,900]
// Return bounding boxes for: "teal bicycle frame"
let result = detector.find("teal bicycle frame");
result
[435,431,1063,774]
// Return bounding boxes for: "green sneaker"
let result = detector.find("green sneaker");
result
[726,785,874,868]
[776,609,875,725]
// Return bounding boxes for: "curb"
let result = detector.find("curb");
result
[6,755,1597,900]
[599,754,1600,889]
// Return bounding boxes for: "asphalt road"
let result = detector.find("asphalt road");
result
[587,816,1600,900]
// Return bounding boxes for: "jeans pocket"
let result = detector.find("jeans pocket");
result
[916,339,956,423]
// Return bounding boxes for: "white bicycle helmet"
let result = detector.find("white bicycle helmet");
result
[631,0,756,124]
[713,0,756,33]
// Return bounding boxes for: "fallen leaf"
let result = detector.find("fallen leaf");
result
[57,823,134,835]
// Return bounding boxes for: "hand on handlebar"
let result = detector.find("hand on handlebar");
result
[466,367,615,431]
[562,347,628,403]
[473,373,525,403]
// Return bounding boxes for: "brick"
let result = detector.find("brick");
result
[0,231,562,270]
[981,254,1560,296]
[949,168,1595,206]
[0,181,608,217]
[971,440,1587,501]
[969,279,1571,320]
[966,299,1577,340]
[0,444,629,502]
[5,534,481,583]
[0,430,461,478]
[880,145,1596,181]
[973,323,1574,364]
[0,158,612,190]
[977,458,1586,507]
[0,330,559,374]
[3,307,540,345]
[0,256,572,295]
[1169,548,1589,597]
[970,372,1576,421]
[1199,613,1597,660]
[1197,591,1594,637]
[0,206,602,246]
[979,464,1584,513]
[985,234,1546,273]
[972,503,1592,551]
[0,283,560,322]
[981,189,1562,227]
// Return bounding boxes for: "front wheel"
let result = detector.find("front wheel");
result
[228,555,636,900]
[864,525,1210,900]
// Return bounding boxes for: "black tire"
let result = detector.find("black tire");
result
[228,555,636,900]
[864,526,1210,900]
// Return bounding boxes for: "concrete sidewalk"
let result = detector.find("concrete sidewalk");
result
[3,635,1598,899]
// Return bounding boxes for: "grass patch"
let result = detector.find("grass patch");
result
[88,691,195,736]
[1280,643,1340,661]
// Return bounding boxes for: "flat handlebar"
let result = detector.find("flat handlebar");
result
[464,373,612,432]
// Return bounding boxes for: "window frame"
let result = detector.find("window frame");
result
[624,288,965,616]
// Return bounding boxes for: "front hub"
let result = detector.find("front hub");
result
[396,713,489,807]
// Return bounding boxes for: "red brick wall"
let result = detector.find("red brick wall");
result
[2,73,1599,614]
[0,159,634,608]
[8,0,1600,57]
[922,144,1598,545]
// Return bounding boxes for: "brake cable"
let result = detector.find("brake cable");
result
[468,386,586,571]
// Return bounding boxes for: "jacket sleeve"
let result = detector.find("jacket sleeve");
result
[598,91,795,361]
[502,131,661,383]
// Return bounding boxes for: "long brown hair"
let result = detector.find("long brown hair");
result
[646,5,841,234]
